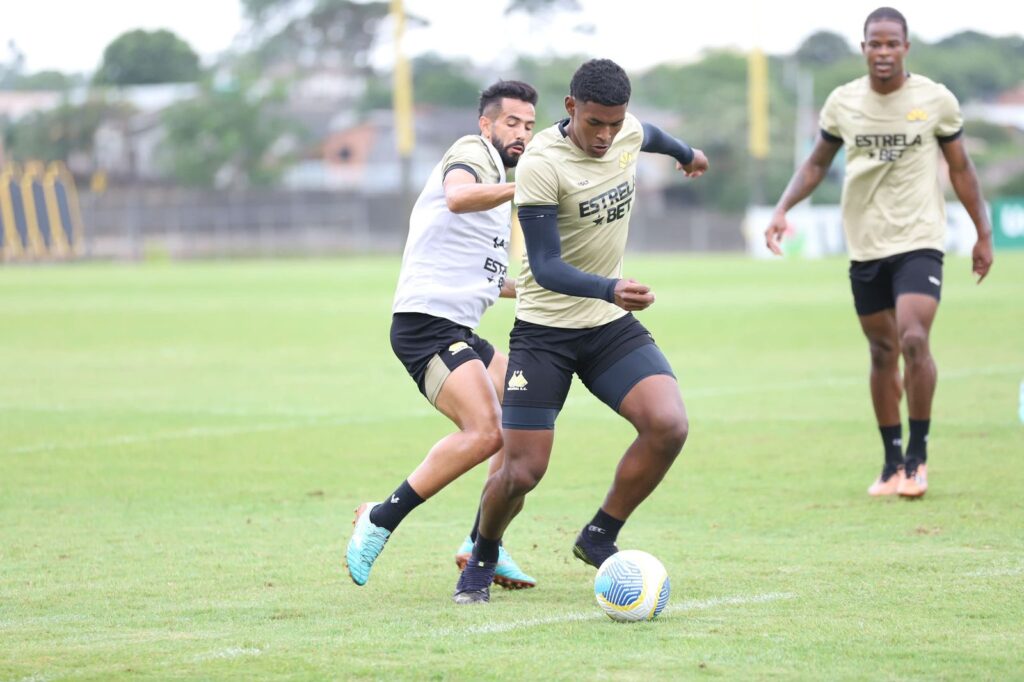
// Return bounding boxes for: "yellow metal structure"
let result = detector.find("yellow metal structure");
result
[747,48,770,160]
[0,166,24,260]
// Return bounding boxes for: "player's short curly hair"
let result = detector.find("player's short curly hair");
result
[479,80,538,117]
[569,59,631,107]
[864,6,908,39]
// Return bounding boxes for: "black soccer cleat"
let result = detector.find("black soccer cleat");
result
[452,559,496,604]
[572,532,619,568]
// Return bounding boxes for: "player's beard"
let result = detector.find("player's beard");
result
[493,135,525,168]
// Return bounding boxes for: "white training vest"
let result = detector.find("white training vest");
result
[392,136,511,329]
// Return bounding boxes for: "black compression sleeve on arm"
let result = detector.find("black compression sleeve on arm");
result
[518,205,618,303]
[641,122,694,165]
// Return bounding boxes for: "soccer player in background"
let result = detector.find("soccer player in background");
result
[346,80,538,589]
[453,59,709,604]
[764,7,994,498]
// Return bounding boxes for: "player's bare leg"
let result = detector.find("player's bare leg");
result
[452,351,536,588]
[574,375,687,567]
[859,309,907,495]
[347,360,500,586]
[482,350,510,480]
[406,360,502,497]
[453,430,552,603]
[479,430,554,539]
[603,375,687,518]
[859,309,903,426]
[895,293,939,497]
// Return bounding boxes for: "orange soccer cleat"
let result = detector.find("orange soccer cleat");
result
[868,466,904,496]
[898,463,928,498]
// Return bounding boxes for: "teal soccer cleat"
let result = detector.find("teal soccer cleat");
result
[454,536,536,590]
[346,502,390,586]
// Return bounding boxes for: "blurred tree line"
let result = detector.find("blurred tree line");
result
[2,1,1023,203]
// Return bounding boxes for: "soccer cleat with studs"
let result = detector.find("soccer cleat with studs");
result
[868,465,905,496]
[898,463,928,498]
[572,531,619,569]
[455,536,536,589]
[345,502,390,586]
[452,558,496,604]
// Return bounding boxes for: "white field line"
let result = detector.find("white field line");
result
[4,411,432,456]
[435,591,796,637]
[192,647,262,662]
[3,362,1019,418]
[0,404,347,418]
[5,363,1019,456]
[567,363,1024,406]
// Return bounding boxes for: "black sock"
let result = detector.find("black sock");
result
[879,424,904,473]
[368,480,425,532]
[584,508,625,544]
[469,506,482,543]
[906,419,930,468]
[468,504,501,547]
[471,533,500,564]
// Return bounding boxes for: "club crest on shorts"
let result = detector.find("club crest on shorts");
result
[449,342,470,355]
[507,370,529,391]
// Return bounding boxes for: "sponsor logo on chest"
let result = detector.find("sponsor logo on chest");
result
[854,133,923,162]
[577,176,637,227]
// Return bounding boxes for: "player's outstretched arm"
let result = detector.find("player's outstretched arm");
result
[764,135,841,255]
[640,122,708,177]
[519,205,655,311]
[941,136,994,283]
[443,169,516,214]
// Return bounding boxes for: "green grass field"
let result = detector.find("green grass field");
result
[2,253,1023,680]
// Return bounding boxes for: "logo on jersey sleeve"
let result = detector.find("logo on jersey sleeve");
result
[507,370,529,391]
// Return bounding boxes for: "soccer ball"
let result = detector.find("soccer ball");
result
[594,550,670,622]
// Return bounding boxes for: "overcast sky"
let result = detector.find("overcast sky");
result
[2,0,1017,75]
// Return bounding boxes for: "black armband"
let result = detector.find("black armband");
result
[641,122,694,165]
[518,205,617,303]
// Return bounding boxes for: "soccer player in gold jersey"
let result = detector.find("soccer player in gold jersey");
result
[765,7,994,498]
[453,59,709,603]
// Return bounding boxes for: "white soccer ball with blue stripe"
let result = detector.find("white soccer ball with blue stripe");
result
[594,550,670,622]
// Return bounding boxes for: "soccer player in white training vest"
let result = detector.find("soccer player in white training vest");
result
[765,7,994,499]
[347,81,539,590]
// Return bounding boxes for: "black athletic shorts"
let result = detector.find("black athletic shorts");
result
[390,312,496,404]
[501,313,675,430]
[849,248,944,316]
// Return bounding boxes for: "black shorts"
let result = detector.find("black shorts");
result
[849,248,944,316]
[390,312,496,404]
[502,313,675,430]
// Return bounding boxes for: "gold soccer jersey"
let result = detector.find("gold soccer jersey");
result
[820,74,963,261]
[441,135,502,184]
[513,113,643,328]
